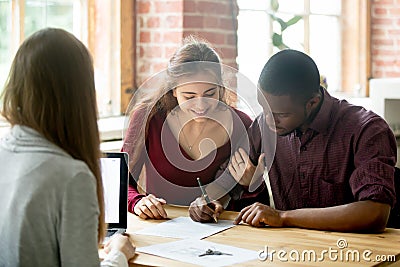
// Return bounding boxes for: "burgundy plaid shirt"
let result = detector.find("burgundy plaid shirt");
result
[240,89,397,210]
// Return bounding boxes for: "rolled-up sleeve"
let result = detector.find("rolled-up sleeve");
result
[350,117,397,207]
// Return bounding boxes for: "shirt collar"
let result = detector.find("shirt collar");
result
[307,87,334,134]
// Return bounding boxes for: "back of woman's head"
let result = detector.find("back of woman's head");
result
[1,28,105,242]
[2,28,98,154]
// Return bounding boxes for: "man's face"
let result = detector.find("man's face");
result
[258,90,308,136]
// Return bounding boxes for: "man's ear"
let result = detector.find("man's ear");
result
[305,94,321,113]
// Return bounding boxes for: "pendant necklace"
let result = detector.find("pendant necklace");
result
[177,112,208,151]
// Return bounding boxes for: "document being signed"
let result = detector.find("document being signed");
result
[134,216,235,239]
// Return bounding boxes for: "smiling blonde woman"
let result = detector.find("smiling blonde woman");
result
[122,36,253,222]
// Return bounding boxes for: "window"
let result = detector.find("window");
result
[90,0,122,117]
[0,0,128,118]
[0,0,83,95]
[236,0,270,116]
[0,0,14,96]
[281,0,341,92]
[237,0,342,112]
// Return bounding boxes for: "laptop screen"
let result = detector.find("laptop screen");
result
[100,152,129,229]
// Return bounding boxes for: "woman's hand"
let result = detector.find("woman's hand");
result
[229,148,265,189]
[104,233,136,261]
[133,194,167,219]
[189,197,223,223]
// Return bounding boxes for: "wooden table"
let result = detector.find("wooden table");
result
[122,205,400,266]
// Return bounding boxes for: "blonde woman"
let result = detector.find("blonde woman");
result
[123,37,252,221]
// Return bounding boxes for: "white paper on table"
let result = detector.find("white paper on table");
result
[134,217,235,239]
[136,239,258,267]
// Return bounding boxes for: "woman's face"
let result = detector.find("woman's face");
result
[173,75,221,121]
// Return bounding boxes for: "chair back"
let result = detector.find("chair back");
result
[387,166,400,228]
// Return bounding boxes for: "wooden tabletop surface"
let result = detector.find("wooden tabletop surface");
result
[108,205,400,266]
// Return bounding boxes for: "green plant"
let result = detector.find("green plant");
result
[270,0,302,50]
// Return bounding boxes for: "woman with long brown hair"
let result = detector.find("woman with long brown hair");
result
[0,28,135,266]
[123,36,252,221]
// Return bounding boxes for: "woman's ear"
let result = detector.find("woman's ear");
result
[172,88,177,98]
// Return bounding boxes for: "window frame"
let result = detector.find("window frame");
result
[2,0,135,117]
[341,0,371,96]
[237,0,371,96]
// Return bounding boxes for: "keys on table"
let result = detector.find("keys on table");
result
[198,248,233,257]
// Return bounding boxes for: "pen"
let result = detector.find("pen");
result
[197,177,218,223]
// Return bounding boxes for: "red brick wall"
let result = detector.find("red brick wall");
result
[137,0,184,85]
[136,0,238,86]
[371,0,400,78]
[182,0,238,69]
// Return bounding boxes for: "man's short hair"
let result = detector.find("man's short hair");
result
[258,49,321,103]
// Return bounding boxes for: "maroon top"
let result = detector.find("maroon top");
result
[236,89,397,210]
[122,107,252,212]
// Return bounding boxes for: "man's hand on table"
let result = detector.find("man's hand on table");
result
[234,202,284,227]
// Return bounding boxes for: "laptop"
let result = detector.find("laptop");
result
[100,152,129,240]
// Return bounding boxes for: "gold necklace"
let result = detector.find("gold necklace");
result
[176,112,208,151]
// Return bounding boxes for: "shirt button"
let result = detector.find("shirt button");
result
[300,146,307,152]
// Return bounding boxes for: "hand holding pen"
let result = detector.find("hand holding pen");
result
[188,178,223,223]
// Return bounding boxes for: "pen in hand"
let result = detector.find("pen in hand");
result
[197,177,218,223]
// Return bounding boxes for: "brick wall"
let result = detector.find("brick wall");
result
[371,0,400,78]
[137,0,183,85]
[136,0,238,86]
[183,0,238,69]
